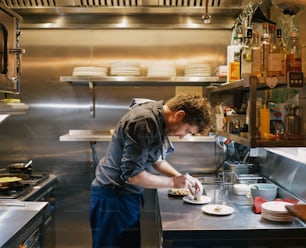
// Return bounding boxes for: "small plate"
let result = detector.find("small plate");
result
[183,195,211,205]
[201,204,234,216]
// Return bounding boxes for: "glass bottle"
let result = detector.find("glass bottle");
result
[284,104,301,139]
[261,22,270,77]
[251,31,261,78]
[276,28,287,77]
[266,24,282,77]
[241,28,253,77]
[286,30,302,72]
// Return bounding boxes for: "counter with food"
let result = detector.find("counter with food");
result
[158,184,306,247]
[0,201,49,248]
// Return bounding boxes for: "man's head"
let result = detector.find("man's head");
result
[163,93,211,138]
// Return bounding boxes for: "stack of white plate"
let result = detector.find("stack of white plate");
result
[110,61,140,76]
[261,201,294,222]
[147,64,176,77]
[72,67,108,77]
[184,64,211,77]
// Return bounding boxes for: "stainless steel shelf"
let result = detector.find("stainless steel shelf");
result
[60,76,226,86]
[0,102,29,115]
[59,129,216,143]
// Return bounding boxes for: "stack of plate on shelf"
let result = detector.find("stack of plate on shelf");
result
[72,67,108,77]
[110,61,141,76]
[147,64,176,77]
[184,64,211,77]
[261,201,294,222]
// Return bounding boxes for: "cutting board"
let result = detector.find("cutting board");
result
[285,204,306,223]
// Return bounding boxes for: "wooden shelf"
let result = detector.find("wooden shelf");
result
[210,76,305,148]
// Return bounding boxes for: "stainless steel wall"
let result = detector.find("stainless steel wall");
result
[0,28,229,247]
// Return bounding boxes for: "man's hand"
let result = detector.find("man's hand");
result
[173,173,203,196]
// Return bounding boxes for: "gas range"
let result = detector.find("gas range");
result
[0,173,50,199]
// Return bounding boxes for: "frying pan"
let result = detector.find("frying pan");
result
[0,173,30,188]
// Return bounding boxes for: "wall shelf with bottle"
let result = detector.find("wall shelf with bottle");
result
[209,75,305,148]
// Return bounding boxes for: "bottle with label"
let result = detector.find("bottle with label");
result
[227,35,242,82]
[276,28,287,77]
[251,31,261,77]
[261,22,270,77]
[260,103,270,138]
[286,30,302,72]
[267,24,282,77]
[241,28,253,77]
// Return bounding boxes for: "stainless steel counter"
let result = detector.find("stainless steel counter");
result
[0,201,49,248]
[157,184,306,247]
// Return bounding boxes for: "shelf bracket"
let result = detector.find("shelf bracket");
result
[88,81,96,118]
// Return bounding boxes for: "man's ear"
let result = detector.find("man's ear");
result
[175,110,185,121]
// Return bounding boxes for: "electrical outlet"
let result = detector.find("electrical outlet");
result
[287,71,304,88]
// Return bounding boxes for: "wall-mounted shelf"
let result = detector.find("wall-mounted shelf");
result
[60,76,226,86]
[0,102,28,114]
[59,129,216,143]
[209,75,305,148]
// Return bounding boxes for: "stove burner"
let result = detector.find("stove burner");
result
[0,183,32,199]
[0,172,49,199]
[22,173,49,186]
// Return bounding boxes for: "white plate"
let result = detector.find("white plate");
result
[261,201,293,213]
[183,195,211,205]
[201,204,234,216]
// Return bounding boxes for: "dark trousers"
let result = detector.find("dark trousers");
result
[90,186,144,248]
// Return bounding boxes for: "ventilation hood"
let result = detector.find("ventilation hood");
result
[1,0,271,29]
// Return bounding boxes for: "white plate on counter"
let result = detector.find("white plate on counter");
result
[183,195,211,205]
[201,204,234,216]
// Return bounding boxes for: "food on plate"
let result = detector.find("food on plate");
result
[168,188,190,196]
[214,206,222,212]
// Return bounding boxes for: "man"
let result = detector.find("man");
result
[90,93,211,248]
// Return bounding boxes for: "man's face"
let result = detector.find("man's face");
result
[164,110,199,139]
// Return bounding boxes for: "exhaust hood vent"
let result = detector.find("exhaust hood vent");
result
[2,0,244,8]
[1,0,266,30]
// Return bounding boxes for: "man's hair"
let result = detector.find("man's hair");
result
[165,93,211,133]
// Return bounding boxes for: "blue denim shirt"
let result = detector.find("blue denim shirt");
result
[91,100,174,194]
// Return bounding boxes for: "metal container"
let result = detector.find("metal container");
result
[224,161,250,175]
[8,160,32,175]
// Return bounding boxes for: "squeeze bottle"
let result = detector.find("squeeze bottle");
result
[260,104,270,138]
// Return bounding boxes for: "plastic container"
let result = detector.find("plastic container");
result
[250,183,277,201]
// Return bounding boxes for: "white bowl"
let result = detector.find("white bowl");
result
[233,184,249,195]
[250,183,277,201]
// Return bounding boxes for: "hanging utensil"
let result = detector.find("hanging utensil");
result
[201,0,211,24]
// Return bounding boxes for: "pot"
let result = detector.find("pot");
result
[8,160,32,175]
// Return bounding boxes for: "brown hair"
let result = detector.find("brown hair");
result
[165,93,211,133]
